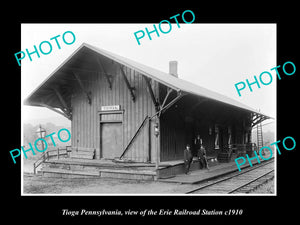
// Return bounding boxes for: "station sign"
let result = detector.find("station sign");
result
[101,105,121,111]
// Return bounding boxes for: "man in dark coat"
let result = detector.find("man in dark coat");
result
[195,135,209,169]
[194,134,202,150]
[198,145,209,170]
[184,144,193,174]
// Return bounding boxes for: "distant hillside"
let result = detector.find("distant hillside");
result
[23,116,71,128]
[23,122,71,159]
[252,130,275,146]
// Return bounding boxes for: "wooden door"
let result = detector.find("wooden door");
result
[101,122,122,159]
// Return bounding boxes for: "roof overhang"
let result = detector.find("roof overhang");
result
[24,43,272,121]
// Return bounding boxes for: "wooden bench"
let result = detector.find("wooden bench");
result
[70,147,95,159]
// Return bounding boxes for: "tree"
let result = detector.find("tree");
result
[23,123,38,145]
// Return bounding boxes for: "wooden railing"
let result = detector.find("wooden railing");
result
[33,146,72,174]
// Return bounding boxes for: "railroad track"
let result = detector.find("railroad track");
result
[229,170,274,194]
[186,158,275,194]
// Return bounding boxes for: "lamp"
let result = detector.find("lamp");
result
[36,125,46,138]
[36,125,46,149]
[154,122,159,137]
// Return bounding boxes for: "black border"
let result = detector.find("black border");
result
[4,4,298,224]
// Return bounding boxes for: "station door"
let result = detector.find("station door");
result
[100,122,123,159]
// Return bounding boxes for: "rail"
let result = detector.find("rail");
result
[33,146,72,174]
[228,169,274,193]
[186,158,274,194]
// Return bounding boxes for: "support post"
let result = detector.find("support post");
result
[148,117,151,163]
[155,117,160,170]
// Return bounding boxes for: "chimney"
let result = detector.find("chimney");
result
[169,61,178,78]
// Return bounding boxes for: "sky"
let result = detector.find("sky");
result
[21,23,276,131]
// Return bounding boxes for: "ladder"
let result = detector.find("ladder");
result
[256,122,264,154]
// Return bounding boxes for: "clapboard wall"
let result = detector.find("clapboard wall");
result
[71,57,158,162]
[158,93,253,161]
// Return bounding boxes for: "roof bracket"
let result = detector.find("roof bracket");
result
[39,102,72,120]
[161,88,173,110]
[52,87,72,119]
[143,76,159,111]
[97,57,112,89]
[251,114,267,127]
[120,65,136,102]
[151,90,186,119]
[72,72,92,105]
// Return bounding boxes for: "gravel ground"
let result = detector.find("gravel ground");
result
[22,174,275,195]
[23,174,188,194]
[22,159,188,194]
[22,159,275,195]
[251,178,274,194]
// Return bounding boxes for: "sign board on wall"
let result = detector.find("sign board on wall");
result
[101,105,121,111]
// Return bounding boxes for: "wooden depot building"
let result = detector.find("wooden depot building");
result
[24,43,270,179]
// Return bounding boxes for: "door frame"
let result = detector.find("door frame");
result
[98,110,124,159]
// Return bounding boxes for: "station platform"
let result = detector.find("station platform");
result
[36,149,274,182]
[158,152,274,184]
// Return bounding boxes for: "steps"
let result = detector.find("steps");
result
[41,168,100,178]
[69,147,95,159]
[69,151,95,159]
[99,169,156,180]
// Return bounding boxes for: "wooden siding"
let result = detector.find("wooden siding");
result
[69,55,252,163]
[159,94,253,161]
[71,57,157,162]
[160,103,186,161]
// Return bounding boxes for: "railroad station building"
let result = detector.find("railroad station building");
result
[24,43,271,179]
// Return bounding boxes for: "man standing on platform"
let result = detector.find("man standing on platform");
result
[195,134,209,170]
[194,134,202,153]
[184,144,193,174]
[198,145,209,170]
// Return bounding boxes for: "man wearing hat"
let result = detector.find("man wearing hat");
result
[195,134,209,169]
[184,144,193,174]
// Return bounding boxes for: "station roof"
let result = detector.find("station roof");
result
[24,43,271,119]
